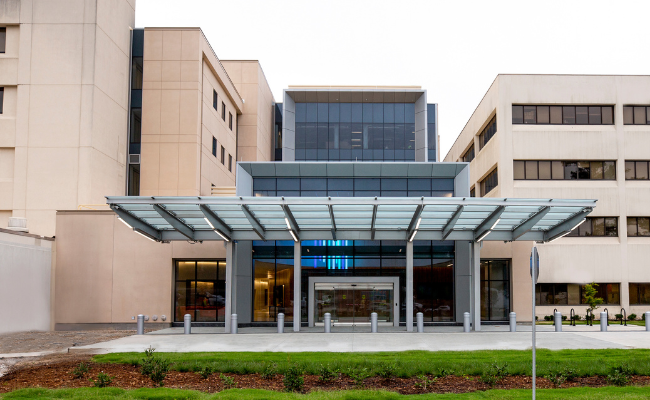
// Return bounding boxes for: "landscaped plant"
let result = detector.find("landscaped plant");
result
[139,347,171,387]
[571,314,581,321]
[582,283,604,317]
[345,367,371,387]
[615,313,624,321]
[376,362,397,380]
[71,362,89,379]
[414,374,436,390]
[607,365,632,386]
[562,315,567,321]
[89,372,113,388]
[220,373,236,389]
[629,313,637,321]
[317,363,338,382]
[283,365,304,392]
[545,367,576,388]
[544,315,553,321]
[198,366,213,379]
[260,363,277,380]
[436,367,455,378]
[480,362,509,386]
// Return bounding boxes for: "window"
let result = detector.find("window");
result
[129,108,141,154]
[626,161,649,180]
[514,160,616,180]
[212,137,217,157]
[470,187,476,197]
[229,112,233,130]
[131,57,143,90]
[627,217,650,237]
[0,87,3,114]
[623,106,650,125]
[220,145,225,165]
[127,164,140,196]
[566,217,618,237]
[512,105,614,125]
[221,102,226,121]
[213,90,218,111]
[630,283,650,305]
[228,154,232,172]
[174,260,226,322]
[536,283,620,305]
[480,260,510,320]
[478,116,497,150]
[461,144,475,163]
[0,28,5,54]
[480,168,498,196]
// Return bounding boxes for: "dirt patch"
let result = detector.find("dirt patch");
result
[1,357,650,394]
[0,330,139,354]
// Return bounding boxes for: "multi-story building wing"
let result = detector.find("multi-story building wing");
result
[445,74,650,320]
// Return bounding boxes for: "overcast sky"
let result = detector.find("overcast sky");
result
[136,0,649,159]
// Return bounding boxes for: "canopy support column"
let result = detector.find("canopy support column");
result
[294,241,301,332]
[406,241,414,332]
[225,241,235,333]
[471,241,481,331]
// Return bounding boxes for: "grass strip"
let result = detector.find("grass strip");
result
[6,387,650,399]
[94,349,650,378]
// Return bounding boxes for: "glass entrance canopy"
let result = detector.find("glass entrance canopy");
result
[106,196,596,243]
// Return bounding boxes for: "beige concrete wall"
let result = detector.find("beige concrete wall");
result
[140,28,242,197]
[445,75,650,320]
[54,210,226,326]
[0,0,135,237]
[222,60,275,162]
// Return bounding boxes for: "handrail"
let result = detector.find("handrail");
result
[603,308,609,326]
[620,308,627,326]
[570,308,575,327]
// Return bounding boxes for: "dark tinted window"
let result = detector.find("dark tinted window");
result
[131,57,143,90]
[626,161,650,180]
[514,160,616,180]
[229,112,233,130]
[513,105,613,125]
[0,87,4,114]
[228,154,232,172]
[478,116,497,150]
[480,168,498,195]
[212,137,217,157]
[567,217,618,237]
[512,106,523,124]
[461,144,475,163]
[212,90,218,111]
[0,28,5,54]
[221,102,226,120]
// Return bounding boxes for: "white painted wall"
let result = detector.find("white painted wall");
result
[0,230,52,334]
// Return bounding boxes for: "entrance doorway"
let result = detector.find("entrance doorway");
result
[308,277,400,327]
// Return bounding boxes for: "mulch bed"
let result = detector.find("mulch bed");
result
[2,358,650,394]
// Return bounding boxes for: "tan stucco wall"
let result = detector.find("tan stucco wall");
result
[445,75,650,320]
[221,60,275,162]
[54,210,226,325]
[0,0,135,237]
[140,28,242,197]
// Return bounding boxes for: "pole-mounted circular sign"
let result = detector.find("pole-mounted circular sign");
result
[530,246,540,281]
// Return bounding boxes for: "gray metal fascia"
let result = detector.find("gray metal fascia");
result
[473,206,505,241]
[542,208,592,242]
[111,205,162,241]
[152,204,195,240]
[241,204,266,240]
[441,205,464,239]
[511,206,551,241]
[199,204,232,240]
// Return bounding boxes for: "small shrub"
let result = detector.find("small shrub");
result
[491,362,509,378]
[198,366,213,379]
[139,347,170,387]
[544,315,553,321]
[571,314,581,321]
[376,362,397,380]
[283,365,304,393]
[607,365,632,386]
[561,315,567,321]
[615,313,624,321]
[260,363,277,380]
[479,373,498,386]
[318,364,338,383]
[71,362,89,379]
[90,372,113,388]
[436,367,454,378]
[346,367,371,387]
[480,362,509,386]
[220,373,236,389]
[629,313,637,321]
[545,368,575,388]
[414,374,436,390]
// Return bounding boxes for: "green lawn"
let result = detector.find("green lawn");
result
[94,349,650,377]
[5,387,650,400]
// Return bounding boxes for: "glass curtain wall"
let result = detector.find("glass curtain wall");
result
[480,260,510,321]
[174,260,226,322]
[294,102,416,161]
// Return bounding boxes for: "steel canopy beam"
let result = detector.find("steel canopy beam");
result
[328,205,337,240]
[370,204,378,240]
[199,204,232,241]
[241,204,266,240]
[543,208,592,242]
[442,205,464,240]
[511,206,550,241]
[406,204,424,236]
[111,205,162,241]
[153,204,195,240]
[282,205,300,232]
[474,206,505,241]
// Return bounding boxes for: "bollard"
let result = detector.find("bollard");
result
[231,314,238,334]
[183,314,191,334]
[554,311,562,332]
[277,313,285,334]
[463,312,470,333]
[646,312,650,332]
[371,312,378,333]
[600,312,608,332]
[416,312,424,333]
[509,312,516,332]
[137,314,144,335]
[324,313,331,333]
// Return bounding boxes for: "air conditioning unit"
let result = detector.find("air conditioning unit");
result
[129,154,140,164]
[7,217,28,233]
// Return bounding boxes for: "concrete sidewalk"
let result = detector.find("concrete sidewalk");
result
[70,324,650,354]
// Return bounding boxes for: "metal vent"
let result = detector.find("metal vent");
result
[129,154,140,164]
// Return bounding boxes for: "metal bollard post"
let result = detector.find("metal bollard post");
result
[416,312,424,333]
[231,314,238,334]
[137,314,144,335]
[646,312,650,332]
[554,311,562,332]
[371,312,378,333]
[509,312,516,332]
[324,313,331,333]
[183,314,191,334]
[277,313,284,334]
[600,312,608,332]
[463,312,470,333]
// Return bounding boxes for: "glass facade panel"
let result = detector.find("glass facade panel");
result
[174,260,225,322]
[480,260,510,321]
